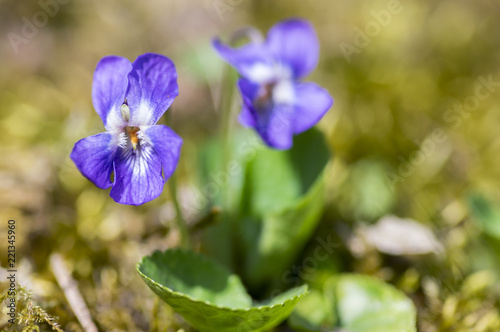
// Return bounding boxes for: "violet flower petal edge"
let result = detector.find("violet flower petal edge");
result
[292,82,333,134]
[143,125,183,181]
[70,132,117,189]
[126,53,179,127]
[266,18,320,79]
[92,56,132,130]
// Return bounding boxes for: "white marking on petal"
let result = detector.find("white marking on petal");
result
[137,128,151,146]
[128,102,154,127]
[116,131,128,148]
[273,62,293,81]
[246,63,275,84]
[106,108,127,131]
[120,143,156,180]
[245,61,294,86]
[273,80,295,105]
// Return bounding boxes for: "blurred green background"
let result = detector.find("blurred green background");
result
[1,0,500,331]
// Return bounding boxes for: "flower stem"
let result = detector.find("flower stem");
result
[169,174,190,249]
[221,64,240,201]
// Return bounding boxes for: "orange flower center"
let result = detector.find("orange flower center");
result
[126,127,140,149]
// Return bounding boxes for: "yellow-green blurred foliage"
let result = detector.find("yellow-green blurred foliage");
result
[0,0,500,331]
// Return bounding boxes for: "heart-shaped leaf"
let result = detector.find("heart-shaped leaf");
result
[138,249,308,332]
[289,274,417,332]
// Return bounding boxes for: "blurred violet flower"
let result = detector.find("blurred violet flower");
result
[71,53,182,206]
[213,18,333,149]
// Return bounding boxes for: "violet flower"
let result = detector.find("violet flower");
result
[213,18,333,149]
[71,53,182,206]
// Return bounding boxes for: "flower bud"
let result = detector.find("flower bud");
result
[120,103,130,122]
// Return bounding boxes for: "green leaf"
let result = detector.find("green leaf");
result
[197,131,261,269]
[468,193,500,239]
[467,193,500,274]
[242,129,330,216]
[138,249,308,332]
[241,171,326,289]
[288,289,336,332]
[240,129,331,290]
[243,146,303,215]
[289,274,416,332]
[332,275,416,332]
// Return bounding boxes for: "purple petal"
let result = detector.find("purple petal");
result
[126,53,179,127]
[143,125,182,180]
[292,82,333,134]
[266,18,319,79]
[237,78,259,127]
[70,132,117,189]
[92,56,132,130]
[257,104,294,150]
[212,38,274,80]
[238,77,260,100]
[237,78,294,148]
[110,144,164,205]
[238,103,257,128]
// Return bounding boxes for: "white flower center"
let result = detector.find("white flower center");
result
[272,80,295,105]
